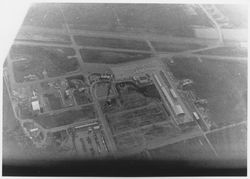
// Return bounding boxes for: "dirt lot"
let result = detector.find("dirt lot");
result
[167,56,247,128]
[80,49,152,64]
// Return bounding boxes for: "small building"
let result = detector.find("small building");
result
[170,88,178,99]
[182,79,193,87]
[193,112,200,120]
[153,74,163,87]
[100,73,113,80]
[174,104,185,117]
[133,74,150,84]
[31,100,40,111]
[30,128,39,133]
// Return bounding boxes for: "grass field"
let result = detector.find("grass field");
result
[195,46,248,57]
[74,36,150,51]
[149,136,217,164]
[113,4,212,37]
[80,49,152,64]
[10,45,76,60]
[43,92,63,111]
[151,41,206,52]
[61,3,117,31]
[10,45,79,82]
[16,31,71,44]
[34,105,96,129]
[216,5,247,28]
[167,56,247,128]
[22,4,64,29]
[94,82,115,98]
[114,132,144,152]
[73,89,93,105]
[106,103,168,135]
[206,123,247,167]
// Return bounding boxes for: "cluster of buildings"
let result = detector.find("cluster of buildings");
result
[153,71,195,126]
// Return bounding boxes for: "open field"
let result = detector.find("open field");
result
[216,5,247,28]
[94,82,115,98]
[16,31,71,44]
[113,4,212,37]
[195,46,248,57]
[100,82,161,114]
[43,92,63,111]
[66,75,87,88]
[60,3,117,31]
[22,4,64,29]
[167,56,247,128]
[65,75,92,105]
[80,49,152,64]
[151,41,206,52]
[10,45,79,82]
[114,131,144,152]
[58,4,212,37]
[206,123,247,167]
[149,136,217,164]
[34,105,96,129]
[3,81,25,162]
[3,82,59,163]
[106,103,168,135]
[74,36,150,51]
[10,44,76,60]
[73,89,92,105]
[141,122,181,143]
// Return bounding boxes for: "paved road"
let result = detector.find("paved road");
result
[89,81,118,154]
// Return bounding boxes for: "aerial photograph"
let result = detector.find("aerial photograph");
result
[2,3,248,176]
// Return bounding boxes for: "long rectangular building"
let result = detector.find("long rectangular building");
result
[153,73,195,125]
